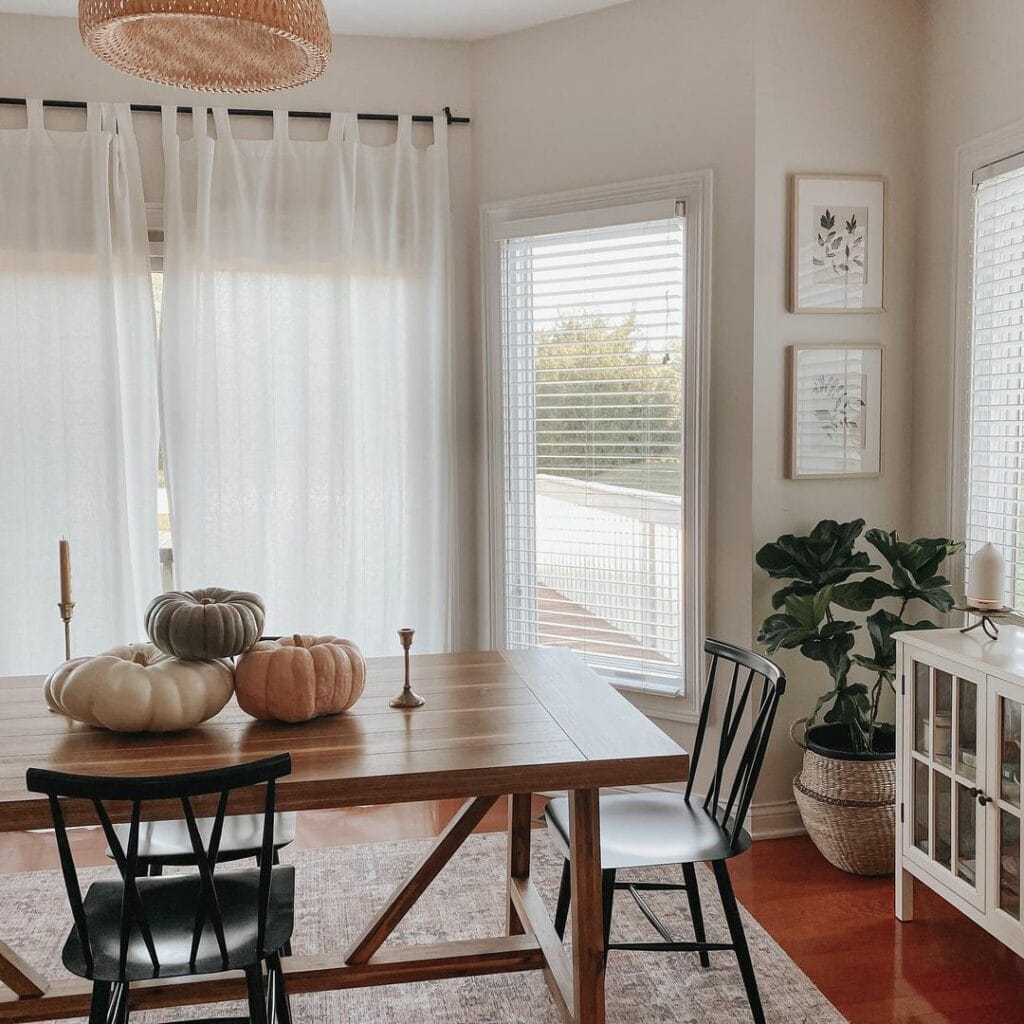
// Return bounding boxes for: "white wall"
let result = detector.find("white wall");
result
[0,13,480,652]
[912,0,1024,539]
[473,0,926,832]
[472,0,758,713]
[750,0,925,824]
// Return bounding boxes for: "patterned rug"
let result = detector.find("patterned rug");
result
[0,832,846,1024]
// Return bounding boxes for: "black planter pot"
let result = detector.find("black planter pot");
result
[804,722,896,761]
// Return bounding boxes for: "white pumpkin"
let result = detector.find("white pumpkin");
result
[44,643,235,733]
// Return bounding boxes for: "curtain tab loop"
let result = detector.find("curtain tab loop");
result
[397,114,412,146]
[210,107,230,140]
[113,103,134,137]
[432,112,448,151]
[273,109,288,140]
[161,105,179,149]
[328,111,353,143]
[26,99,45,132]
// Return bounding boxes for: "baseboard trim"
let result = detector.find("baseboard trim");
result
[748,798,805,840]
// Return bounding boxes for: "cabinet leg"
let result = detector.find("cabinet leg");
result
[895,866,914,922]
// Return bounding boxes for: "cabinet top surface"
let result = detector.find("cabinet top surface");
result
[896,625,1024,678]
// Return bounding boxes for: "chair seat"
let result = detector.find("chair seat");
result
[544,792,751,869]
[62,866,295,982]
[110,812,297,865]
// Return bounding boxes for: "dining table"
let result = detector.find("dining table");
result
[0,647,689,1024]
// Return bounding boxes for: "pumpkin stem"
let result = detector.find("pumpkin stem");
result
[292,633,305,648]
[200,597,213,605]
[131,650,149,665]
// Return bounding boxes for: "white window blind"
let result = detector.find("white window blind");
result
[966,158,1024,606]
[500,215,686,692]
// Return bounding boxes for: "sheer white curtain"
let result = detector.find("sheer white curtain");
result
[160,108,454,653]
[0,101,159,673]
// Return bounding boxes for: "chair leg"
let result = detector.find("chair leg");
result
[88,981,111,1024]
[553,858,571,939]
[245,964,269,1024]
[712,860,765,1024]
[601,869,615,952]
[682,863,710,968]
[267,952,292,1024]
[108,982,129,1024]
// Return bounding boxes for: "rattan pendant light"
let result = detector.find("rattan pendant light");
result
[79,1,332,93]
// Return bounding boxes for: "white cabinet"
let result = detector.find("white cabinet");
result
[896,628,1024,956]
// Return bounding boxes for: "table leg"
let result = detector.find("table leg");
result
[345,795,498,965]
[506,793,533,936]
[0,940,47,997]
[569,788,604,1024]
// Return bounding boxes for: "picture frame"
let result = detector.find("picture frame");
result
[786,343,883,479]
[789,174,886,313]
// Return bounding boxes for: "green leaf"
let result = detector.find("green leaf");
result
[823,687,871,725]
[769,580,817,611]
[783,586,834,629]
[864,529,964,609]
[851,654,895,681]
[799,626,856,684]
[860,608,937,678]
[831,577,898,611]
[756,519,878,590]
[757,613,818,653]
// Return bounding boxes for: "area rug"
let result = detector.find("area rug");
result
[0,832,847,1024]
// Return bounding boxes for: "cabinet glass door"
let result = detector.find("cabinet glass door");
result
[991,686,1022,924]
[905,654,986,909]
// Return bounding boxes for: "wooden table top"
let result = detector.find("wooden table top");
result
[0,648,688,830]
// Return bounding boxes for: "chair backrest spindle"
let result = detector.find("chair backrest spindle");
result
[687,639,786,847]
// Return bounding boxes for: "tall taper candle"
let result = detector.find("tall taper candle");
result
[58,538,74,660]
[59,538,72,606]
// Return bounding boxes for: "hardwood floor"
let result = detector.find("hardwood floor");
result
[2,801,1021,1023]
[728,835,1024,1024]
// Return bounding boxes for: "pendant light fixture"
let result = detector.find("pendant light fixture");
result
[79,1,332,93]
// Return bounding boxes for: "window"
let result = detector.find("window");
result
[483,176,710,707]
[962,152,1024,604]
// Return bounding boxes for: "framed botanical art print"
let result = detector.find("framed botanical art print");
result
[789,174,885,313]
[786,343,883,479]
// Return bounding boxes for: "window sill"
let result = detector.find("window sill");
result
[609,678,683,699]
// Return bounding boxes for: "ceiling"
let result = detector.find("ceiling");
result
[0,0,632,40]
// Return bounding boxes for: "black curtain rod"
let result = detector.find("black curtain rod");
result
[0,97,470,125]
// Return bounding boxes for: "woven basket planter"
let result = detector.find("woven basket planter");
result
[792,719,896,876]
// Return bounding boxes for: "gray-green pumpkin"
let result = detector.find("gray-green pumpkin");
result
[145,587,265,661]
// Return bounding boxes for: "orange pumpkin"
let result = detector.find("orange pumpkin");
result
[235,634,366,723]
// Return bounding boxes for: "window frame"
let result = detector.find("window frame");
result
[951,119,1024,596]
[479,172,712,722]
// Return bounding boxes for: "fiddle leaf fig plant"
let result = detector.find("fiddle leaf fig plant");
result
[757,520,964,753]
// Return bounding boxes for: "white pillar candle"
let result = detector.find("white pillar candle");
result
[967,542,1006,609]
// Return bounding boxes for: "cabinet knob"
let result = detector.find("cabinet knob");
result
[977,792,992,807]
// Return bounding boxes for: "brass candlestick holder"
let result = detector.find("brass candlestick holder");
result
[390,627,425,709]
[58,601,75,661]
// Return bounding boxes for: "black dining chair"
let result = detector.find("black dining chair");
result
[544,638,785,1024]
[110,812,297,876]
[26,753,295,1024]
